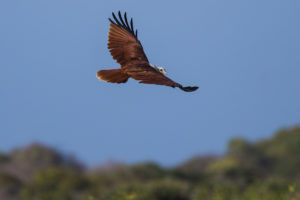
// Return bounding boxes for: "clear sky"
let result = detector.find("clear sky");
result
[1,0,300,167]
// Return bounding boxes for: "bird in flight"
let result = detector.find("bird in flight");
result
[97,11,198,92]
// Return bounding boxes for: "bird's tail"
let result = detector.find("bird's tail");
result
[96,69,129,83]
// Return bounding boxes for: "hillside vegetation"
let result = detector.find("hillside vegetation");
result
[1,126,300,200]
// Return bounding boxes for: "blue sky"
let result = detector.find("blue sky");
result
[1,0,300,166]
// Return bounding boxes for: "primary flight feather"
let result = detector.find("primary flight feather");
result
[97,11,198,92]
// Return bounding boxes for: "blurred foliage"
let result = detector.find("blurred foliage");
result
[0,152,9,163]
[21,167,89,200]
[1,126,300,200]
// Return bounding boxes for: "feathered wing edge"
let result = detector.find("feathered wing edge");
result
[109,11,138,39]
[126,65,199,92]
[140,81,198,92]
[140,79,199,92]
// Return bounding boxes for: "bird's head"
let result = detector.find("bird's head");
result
[155,66,167,75]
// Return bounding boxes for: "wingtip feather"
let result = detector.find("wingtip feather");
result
[179,86,199,92]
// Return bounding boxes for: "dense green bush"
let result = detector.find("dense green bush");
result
[21,167,89,200]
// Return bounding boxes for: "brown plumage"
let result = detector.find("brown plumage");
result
[97,11,198,92]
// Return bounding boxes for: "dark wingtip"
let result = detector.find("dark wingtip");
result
[179,86,199,92]
[109,11,138,39]
[108,18,115,24]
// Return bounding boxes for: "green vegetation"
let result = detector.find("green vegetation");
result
[1,127,300,200]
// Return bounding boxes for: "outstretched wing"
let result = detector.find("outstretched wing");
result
[126,64,199,92]
[108,11,149,66]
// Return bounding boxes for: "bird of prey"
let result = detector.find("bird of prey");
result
[97,11,198,92]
